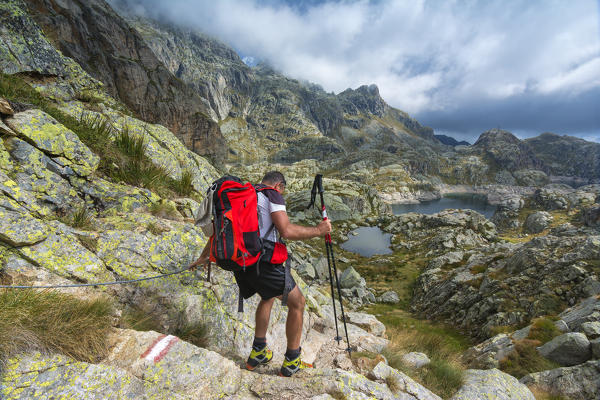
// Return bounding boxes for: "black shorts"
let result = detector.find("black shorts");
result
[234,261,296,300]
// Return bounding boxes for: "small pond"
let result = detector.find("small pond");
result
[392,193,497,219]
[340,226,393,257]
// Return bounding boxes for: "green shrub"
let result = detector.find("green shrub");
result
[0,290,113,363]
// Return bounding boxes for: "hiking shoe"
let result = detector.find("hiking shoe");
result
[279,354,313,377]
[245,347,273,370]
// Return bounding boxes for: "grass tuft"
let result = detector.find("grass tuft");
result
[149,201,180,220]
[120,305,164,333]
[0,290,113,363]
[382,325,466,398]
[174,321,209,349]
[69,206,95,230]
[527,317,561,344]
[499,339,560,379]
[172,169,195,197]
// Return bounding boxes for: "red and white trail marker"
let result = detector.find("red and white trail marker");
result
[140,334,179,363]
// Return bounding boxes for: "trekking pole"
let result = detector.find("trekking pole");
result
[308,176,341,344]
[309,174,352,354]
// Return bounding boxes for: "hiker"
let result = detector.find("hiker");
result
[191,171,331,377]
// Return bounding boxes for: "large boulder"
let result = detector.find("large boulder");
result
[520,360,600,400]
[339,266,365,289]
[537,332,592,367]
[524,211,553,234]
[451,369,535,400]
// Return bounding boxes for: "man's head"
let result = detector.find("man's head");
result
[262,171,286,193]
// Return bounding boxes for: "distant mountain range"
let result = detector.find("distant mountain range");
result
[17,0,599,184]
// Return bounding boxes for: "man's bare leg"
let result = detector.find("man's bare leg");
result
[284,286,305,350]
[255,297,276,338]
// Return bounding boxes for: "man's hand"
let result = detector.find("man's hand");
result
[189,255,209,271]
[317,219,332,236]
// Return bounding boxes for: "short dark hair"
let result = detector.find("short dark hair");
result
[262,171,286,187]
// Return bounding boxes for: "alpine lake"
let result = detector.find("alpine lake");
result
[341,193,496,257]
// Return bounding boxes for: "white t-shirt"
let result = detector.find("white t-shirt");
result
[256,186,286,242]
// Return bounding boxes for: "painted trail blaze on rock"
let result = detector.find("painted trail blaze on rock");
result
[141,334,179,363]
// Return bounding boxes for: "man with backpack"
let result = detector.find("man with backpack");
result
[191,171,331,377]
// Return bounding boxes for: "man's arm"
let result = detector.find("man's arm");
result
[271,210,331,240]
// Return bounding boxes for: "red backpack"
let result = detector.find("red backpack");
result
[208,176,288,271]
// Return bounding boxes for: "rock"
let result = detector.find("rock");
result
[0,353,173,399]
[461,334,515,369]
[591,338,600,359]
[513,169,549,187]
[401,352,430,369]
[6,109,100,177]
[296,262,317,281]
[344,312,386,337]
[312,256,329,280]
[554,320,570,333]
[520,360,600,400]
[0,207,50,246]
[378,290,400,304]
[560,296,600,332]
[524,211,553,234]
[339,266,365,289]
[0,97,14,115]
[512,326,531,341]
[451,369,536,400]
[370,362,442,400]
[582,204,600,227]
[0,119,16,136]
[334,353,353,370]
[537,332,591,366]
[581,321,600,339]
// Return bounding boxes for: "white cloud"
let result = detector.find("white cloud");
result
[115,0,600,139]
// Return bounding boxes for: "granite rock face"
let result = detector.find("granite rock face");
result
[25,0,226,160]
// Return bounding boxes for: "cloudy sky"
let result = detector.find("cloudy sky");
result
[119,0,599,143]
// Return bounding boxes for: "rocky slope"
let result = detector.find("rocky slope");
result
[22,0,226,161]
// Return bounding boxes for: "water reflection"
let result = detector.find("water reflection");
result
[340,226,392,257]
[392,193,496,219]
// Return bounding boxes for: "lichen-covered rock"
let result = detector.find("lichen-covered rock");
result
[537,332,592,366]
[0,353,177,400]
[6,109,99,177]
[17,223,114,284]
[4,137,84,212]
[0,206,50,246]
[451,368,535,400]
[0,0,101,97]
[520,360,600,400]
